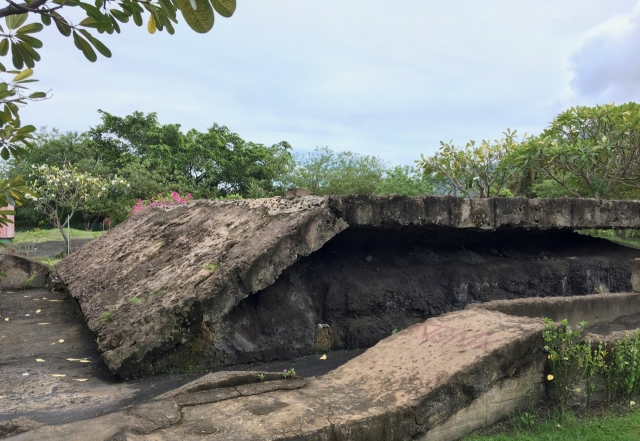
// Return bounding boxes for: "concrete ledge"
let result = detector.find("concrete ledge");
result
[470,292,640,328]
[0,253,49,290]
[329,195,640,230]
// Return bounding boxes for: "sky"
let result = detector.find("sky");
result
[16,0,640,165]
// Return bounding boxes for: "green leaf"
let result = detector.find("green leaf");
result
[28,91,47,99]
[6,14,28,30]
[109,15,121,33]
[15,41,40,65]
[210,0,235,17]
[176,0,214,33]
[132,9,143,26]
[78,30,112,57]
[72,31,97,62]
[110,9,129,23]
[12,68,33,82]
[10,42,24,70]
[41,14,52,26]
[53,13,72,37]
[15,34,43,49]
[79,17,101,27]
[0,39,8,57]
[0,148,9,160]
[16,23,44,34]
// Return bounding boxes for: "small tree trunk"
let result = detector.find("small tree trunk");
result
[58,219,69,255]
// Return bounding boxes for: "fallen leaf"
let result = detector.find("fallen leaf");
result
[78,359,91,363]
[24,314,30,317]
[66,358,80,361]
[58,339,64,343]
[22,372,29,376]
[38,323,50,325]
[1,336,5,338]
[36,310,41,314]
[631,401,636,406]
[23,295,30,298]
[73,379,88,382]
[4,318,8,322]
[42,297,47,300]
[50,343,56,345]
[0,396,4,398]
[51,374,66,377]
[35,358,45,362]
[319,354,327,360]
[49,300,64,303]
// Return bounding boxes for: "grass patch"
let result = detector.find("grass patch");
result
[35,256,63,267]
[100,311,113,323]
[465,406,640,441]
[129,297,144,305]
[200,262,218,272]
[14,228,107,243]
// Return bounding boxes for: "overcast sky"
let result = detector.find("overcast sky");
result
[18,0,640,165]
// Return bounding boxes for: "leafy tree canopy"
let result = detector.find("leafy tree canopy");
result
[0,0,236,221]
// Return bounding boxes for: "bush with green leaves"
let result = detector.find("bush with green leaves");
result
[543,318,640,411]
[509,102,640,200]
[416,129,523,198]
[27,163,126,249]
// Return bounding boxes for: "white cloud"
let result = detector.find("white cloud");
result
[17,1,640,165]
[570,2,640,102]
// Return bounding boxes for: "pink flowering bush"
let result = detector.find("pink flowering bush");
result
[130,191,193,215]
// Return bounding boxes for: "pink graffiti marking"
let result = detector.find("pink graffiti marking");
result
[418,323,493,352]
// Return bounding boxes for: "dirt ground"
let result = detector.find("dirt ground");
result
[0,287,362,427]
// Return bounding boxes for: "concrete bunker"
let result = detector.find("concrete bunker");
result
[54,195,640,377]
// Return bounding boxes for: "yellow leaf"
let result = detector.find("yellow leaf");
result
[147,14,156,34]
[38,323,50,325]
[3,318,8,322]
[73,379,88,382]
[36,309,41,313]
[36,358,45,362]
[59,339,64,343]
[66,358,80,361]
[319,354,327,360]
[51,374,66,377]
[78,359,91,363]
[547,374,554,381]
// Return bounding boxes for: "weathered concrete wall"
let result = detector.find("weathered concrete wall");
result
[0,253,49,289]
[330,195,640,230]
[633,259,640,293]
[55,198,346,377]
[55,196,640,377]
[12,309,547,441]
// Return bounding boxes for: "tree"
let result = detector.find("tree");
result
[0,0,237,223]
[287,147,387,195]
[416,129,521,198]
[26,163,126,250]
[374,165,434,196]
[508,103,640,199]
[90,110,294,198]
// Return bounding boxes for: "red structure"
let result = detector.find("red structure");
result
[0,205,15,243]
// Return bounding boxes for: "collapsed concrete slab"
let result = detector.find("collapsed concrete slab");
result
[13,290,640,441]
[55,196,640,377]
[55,198,346,377]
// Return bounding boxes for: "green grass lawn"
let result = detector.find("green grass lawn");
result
[14,228,106,243]
[465,409,640,441]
